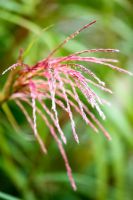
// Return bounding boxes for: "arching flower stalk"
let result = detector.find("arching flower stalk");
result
[1,20,132,190]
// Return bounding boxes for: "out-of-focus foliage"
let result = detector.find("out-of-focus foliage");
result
[0,0,133,200]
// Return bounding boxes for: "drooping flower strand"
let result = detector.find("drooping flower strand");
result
[30,81,47,154]
[16,97,77,191]
[48,66,67,144]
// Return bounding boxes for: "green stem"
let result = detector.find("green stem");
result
[0,68,18,105]
[1,103,21,133]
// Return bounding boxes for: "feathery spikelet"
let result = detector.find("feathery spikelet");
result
[2,20,132,190]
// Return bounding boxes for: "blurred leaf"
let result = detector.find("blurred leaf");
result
[0,191,21,200]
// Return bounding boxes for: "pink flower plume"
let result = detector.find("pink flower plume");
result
[2,20,132,190]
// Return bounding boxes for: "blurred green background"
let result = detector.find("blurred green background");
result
[0,0,133,200]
